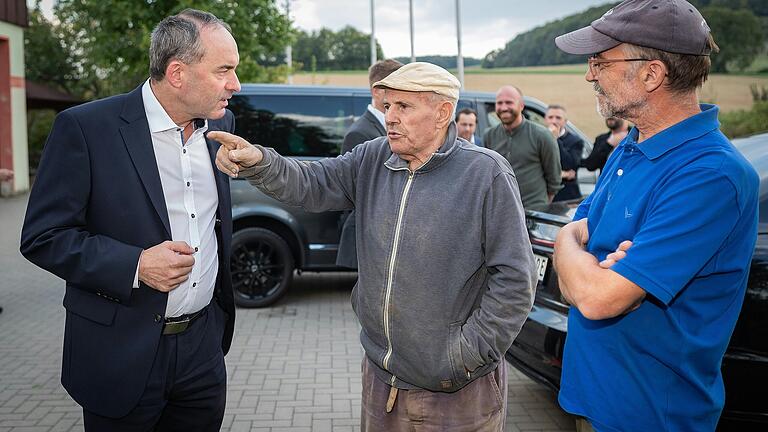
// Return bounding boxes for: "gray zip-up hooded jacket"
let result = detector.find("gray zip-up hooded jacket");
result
[239,122,536,392]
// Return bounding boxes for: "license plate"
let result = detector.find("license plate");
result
[534,254,548,282]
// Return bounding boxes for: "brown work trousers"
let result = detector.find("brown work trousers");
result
[360,357,507,432]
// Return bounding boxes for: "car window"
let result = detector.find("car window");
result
[229,94,355,157]
[353,95,370,115]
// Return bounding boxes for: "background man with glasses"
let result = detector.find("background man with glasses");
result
[553,0,759,431]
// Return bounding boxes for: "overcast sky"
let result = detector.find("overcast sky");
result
[31,0,611,59]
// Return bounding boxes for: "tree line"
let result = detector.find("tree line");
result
[482,0,767,73]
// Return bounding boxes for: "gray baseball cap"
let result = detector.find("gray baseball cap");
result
[555,0,712,56]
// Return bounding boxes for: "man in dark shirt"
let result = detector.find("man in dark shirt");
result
[545,104,584,201]
[581,117,628,173]
[483,85,561,207]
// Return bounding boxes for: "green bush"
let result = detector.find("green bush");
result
[719,100,768,138]
[27,109,57,175]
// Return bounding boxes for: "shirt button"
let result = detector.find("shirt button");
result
[191,213,195,218]
[617,169,624,176]
[194,247,199,252]
[192,282,197,287]
[186,182,191,187]
[154,314,162,323]
[183,149,187,154]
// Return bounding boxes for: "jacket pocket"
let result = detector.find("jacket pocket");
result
[63,286,118,326]
[460,330,485,373]
[447,322,471,387]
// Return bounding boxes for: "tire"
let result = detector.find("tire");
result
[230,227,294,308]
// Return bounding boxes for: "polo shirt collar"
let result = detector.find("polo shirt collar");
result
[632,104,720,160]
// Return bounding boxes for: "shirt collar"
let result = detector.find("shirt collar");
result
[632,104,721,160]
[367,104,386,128]
[141,79,208,133]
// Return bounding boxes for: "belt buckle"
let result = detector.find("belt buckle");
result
[162,319,191,335]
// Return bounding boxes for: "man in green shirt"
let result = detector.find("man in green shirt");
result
[483,85,562,207]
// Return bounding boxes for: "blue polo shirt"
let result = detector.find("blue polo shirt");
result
[558,105,759,432]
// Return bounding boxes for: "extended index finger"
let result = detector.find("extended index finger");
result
[207,131,243,151]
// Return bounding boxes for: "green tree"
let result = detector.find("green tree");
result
[24,3,76,93]
[330,26,383,70]
[482,3,620,68]
[293,26,383,71]
[702,7,764,72]
[52,0,293,99]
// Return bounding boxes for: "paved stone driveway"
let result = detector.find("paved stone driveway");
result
[0,194,574,431]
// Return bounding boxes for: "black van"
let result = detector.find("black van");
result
[227,84,591,307]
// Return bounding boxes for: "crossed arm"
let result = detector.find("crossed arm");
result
[554,219,646,320]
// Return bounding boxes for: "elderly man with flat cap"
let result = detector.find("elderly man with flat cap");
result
[211,62,536,431]
[552,1,759,431]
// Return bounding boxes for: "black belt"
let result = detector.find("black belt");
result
[162,306,208,335]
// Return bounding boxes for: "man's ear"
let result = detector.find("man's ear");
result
[436,101,454,129]
[643,60,667,93]
[165,60,185,89]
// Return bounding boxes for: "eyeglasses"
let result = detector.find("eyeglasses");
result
[587,56,651,76]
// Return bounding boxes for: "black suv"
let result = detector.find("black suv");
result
[227,84,592,307]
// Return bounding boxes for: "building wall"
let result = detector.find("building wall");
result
[0,20,29,195]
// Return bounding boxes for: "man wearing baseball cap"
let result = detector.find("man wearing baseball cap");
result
[210,62,536,431]
[552,1,759,431]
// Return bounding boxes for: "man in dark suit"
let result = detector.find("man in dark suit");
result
[20,9,239,431]
[546,104,585,202]
[456,108,483,147]
[340,59,403,155]
[336,59,402,269]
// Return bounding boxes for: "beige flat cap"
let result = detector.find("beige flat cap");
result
[372,62,460,101]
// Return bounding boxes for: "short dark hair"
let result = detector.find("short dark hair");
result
[546,104,566,112]
[149,9,232,81]
[455,107,477,122]
[624,35,719,95]
[368,59,404,87]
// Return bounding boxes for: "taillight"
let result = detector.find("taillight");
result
[527,220,561,248]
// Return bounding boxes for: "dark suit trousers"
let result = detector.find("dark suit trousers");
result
[83,302,227,432]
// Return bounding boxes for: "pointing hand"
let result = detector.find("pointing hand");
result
[208,131,263,177]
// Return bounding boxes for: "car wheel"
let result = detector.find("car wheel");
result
[230,227,294,308]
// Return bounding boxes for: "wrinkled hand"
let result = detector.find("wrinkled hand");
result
[208,131,263,178]
[599,240,633,269]
[138,241,195,292]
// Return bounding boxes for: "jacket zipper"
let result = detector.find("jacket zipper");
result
[382,171,415,384]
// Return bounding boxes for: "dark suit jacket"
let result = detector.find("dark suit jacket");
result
[581,131,614,172]
[337,109,386,268]
[20,85,236,418]
[341,109,386,154]
[553,131,584,202]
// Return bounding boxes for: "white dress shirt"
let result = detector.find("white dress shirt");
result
[136,80,220,317]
